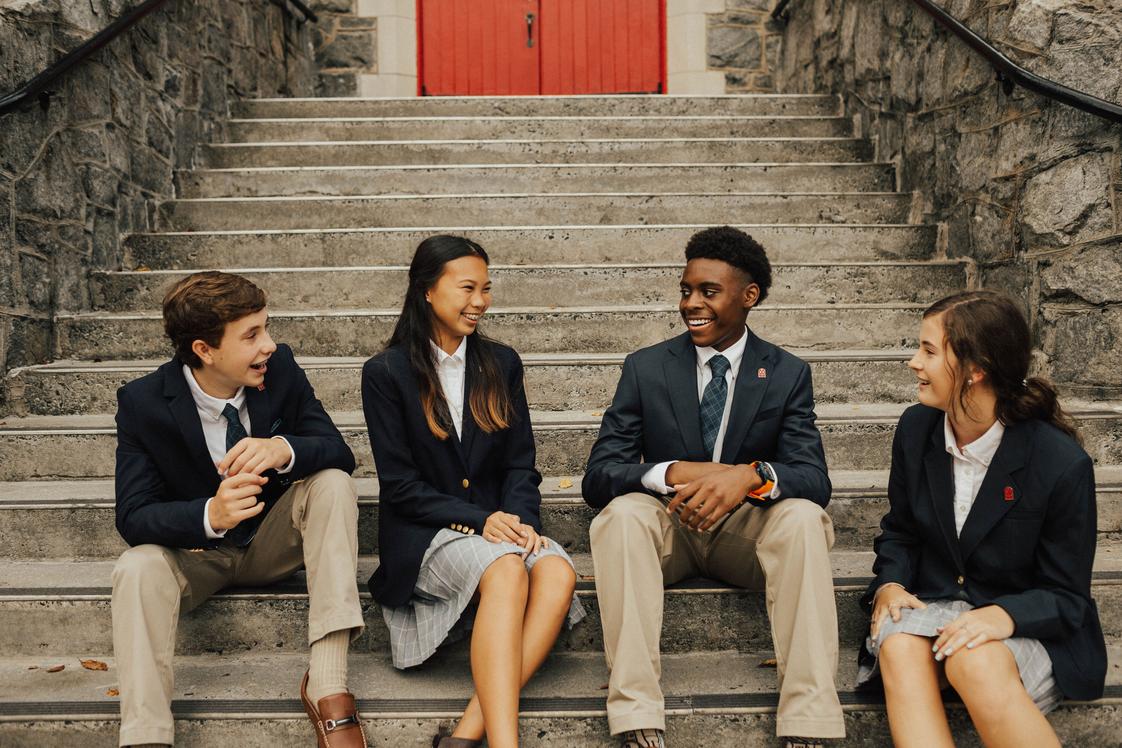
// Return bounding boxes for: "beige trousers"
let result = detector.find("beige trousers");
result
[110,469,364,746]
[590,492,845,739]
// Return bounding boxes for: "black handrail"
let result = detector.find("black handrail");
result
[770,0,1122,125]
[0,0,316,118]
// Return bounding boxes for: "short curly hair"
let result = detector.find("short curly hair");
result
[163,271,267,368]
[684,226,772,304]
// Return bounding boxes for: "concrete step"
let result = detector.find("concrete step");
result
[1,547,1120,657]
[177,162,897,198]
[90,261,967,312]
[2,649,1120,746]
[54,303,928,360]
[2,468,1119,561]
[201,138,873,168]
[156,193,914,231]
[233,94,843,119]
[124,224,939,270]
[1,403,1119,480]
[7,350,927,416]
[226,114,853,142]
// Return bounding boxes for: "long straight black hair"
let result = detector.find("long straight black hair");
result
[924,290,1080,444]
[387,235,512,440]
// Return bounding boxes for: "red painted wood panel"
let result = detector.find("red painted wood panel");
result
[419,1,665,96]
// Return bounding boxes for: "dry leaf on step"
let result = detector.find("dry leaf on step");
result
[106,688,119,697]
[134,265,151,272]
[81,659,109,671]
[47,665,65,673]
[558,478,573,489]
[758,658,778,668]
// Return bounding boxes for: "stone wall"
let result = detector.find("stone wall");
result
[0,0,316,408]
[310,0,377,96]
[709,0,782,92]
[777,0,1122,399]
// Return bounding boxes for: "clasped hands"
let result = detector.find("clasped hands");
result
[871,583,1015,660]
[484,511,548,559]
[208,437,292,532]
[665,461,764,532]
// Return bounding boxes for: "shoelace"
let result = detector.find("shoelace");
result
[621,729,665,748]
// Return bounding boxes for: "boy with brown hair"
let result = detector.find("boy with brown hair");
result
[111,271,367,747]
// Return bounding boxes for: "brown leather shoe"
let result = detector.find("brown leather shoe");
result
[431,727,482,747]
[300,671,368,747]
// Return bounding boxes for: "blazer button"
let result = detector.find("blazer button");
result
[462,478,470,489]
[956,575,965,585]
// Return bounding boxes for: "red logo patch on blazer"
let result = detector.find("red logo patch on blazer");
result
[757,368,767,379]
[1003,486,1015,501]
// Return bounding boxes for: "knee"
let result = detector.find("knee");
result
[481,553,529,597]
[590,493,661,544]
[112,545,177,590]
[877,633,931,683]
[532,555,577,597]
[304,469,357,511]
[944,644,1018,703]
[760,498,831,546]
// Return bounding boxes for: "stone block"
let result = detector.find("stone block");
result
[315,30,376,69]
[708,25,762,70]
[17,251,52,313]
[1041,305,1122,388]
[311,0,356,12]
[91,208,119,269]
[728,0,770,9]
[1039,237,1122,306]
[1022,152,1114,247]
[1007,0,1063,51]
[80,165,118,209]
[14,137,82,223]
[317,72,359,97]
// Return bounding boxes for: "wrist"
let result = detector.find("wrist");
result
[737,463,762,494]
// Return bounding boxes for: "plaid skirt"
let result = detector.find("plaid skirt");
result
[857,598,1063,713]
[381,528,587,669]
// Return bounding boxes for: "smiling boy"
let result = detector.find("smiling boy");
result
[111,272,367,747]
[583,227,844,748]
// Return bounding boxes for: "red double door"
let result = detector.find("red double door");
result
[419,0,665,96]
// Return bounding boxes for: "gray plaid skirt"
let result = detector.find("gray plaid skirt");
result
[857,599,1063,713]
[381,528,587,669]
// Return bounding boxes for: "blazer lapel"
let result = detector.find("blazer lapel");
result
[923,423,964,572]
[244,384,272,438]
[719,331,772,463]
[164,362,220,478]
[958,422,1029,562]
[663,335,706,460]
[453,352,475,470]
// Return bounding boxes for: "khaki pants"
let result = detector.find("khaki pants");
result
[110,469,364,746]
[590,493,845,739]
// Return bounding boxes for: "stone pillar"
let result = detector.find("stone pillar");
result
[668,0,728,94]
[312,1,380,96]
[357,0,417,96]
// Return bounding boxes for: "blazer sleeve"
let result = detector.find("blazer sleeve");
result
[863,422,923,610]
[114,387,211,549]
[991,454,1097,639]
[276,349,355,478]
[766,362,831,507]
[362,356,492,532]
[498,353,543,532]
[581,353,653,510]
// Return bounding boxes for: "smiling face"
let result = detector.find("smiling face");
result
[679,257,758,350]
[191,308,275,398]
[909,312,963,412]
[426,254,492,353]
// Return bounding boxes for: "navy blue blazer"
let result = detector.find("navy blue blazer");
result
[582,329,831,510]
[862,404,1105,701]
[362,339,542,607]
[114,344,355,549]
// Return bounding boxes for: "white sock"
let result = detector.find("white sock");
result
[307,628,350,705]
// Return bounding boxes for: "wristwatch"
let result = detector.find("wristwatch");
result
[747,461,776,499]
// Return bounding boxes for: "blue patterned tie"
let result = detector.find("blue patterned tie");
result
[222,403,248,452]
[700,355,730,458]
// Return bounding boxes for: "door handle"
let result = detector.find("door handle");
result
[526,13,535,47]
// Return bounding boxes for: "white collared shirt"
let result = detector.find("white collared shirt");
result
[431,337,468,439]
[641,327,779,498]
[183,365,295,539]
[944,414,1005,536]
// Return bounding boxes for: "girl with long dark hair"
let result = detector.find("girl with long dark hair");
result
[857,290,1105,746]
[361,235,584,748]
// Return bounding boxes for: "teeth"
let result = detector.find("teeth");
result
[687,319,712,327]
[463,313,481,320]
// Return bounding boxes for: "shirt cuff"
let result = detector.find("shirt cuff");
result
[202,497,227,539]
[641,461,677,495]
[272,436,296,474]
[763,462,781,499]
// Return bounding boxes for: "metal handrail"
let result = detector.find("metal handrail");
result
[770,0,1122,125]
[0,0,316,118]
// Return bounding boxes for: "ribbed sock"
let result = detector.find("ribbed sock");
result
[306,628,350,705]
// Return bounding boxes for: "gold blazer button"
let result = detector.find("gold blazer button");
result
[462,478,470,489]
[956,575,965,585]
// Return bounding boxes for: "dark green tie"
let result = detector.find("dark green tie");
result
[222,403,247,452]
[699,355,730,458]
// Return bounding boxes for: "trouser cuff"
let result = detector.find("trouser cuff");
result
[776,716,846,739]
[608,710,667,736]
[119,723,174,747]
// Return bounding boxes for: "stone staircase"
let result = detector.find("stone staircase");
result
[1,94,1120,746]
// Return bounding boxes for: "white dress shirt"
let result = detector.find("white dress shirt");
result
[432,337,468,439]
[944,415,1005,536]
[183,365,295,539]
[641,327,779,498]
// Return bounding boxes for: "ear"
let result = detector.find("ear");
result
[966,363,987,385]
[742,282,761,310]
[191,339,214,366]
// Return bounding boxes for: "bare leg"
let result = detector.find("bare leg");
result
[462,554,529,748]
[453,556,577,741]
[944,641,1061,748]
[878,633,955,748]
